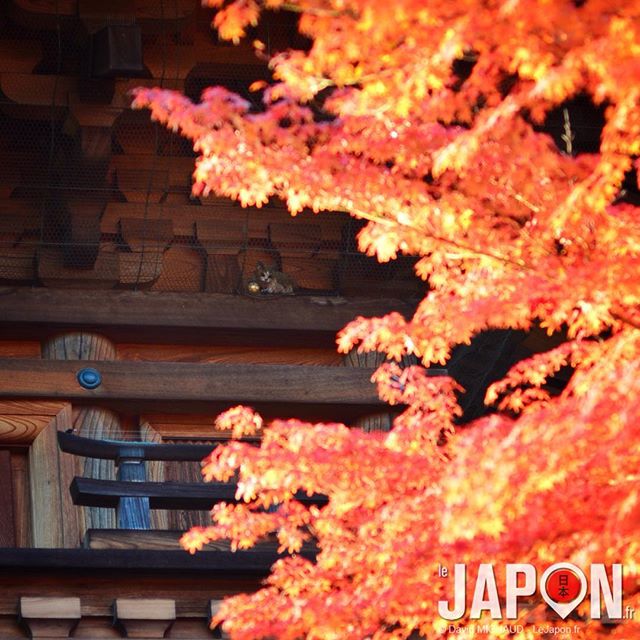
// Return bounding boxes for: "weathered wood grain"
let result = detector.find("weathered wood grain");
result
[114,597,176,621]
[85,529,272,552]
[43,334,125,533]
[0,287,415,341]
[164,448,211,530]
[150,246,203,292]
[0,341,40,358]
[0,400,68,416]
[114,598,176,638]
[344,350,394,433]
[0,557,265,620]
[101,201,345,242]
[10,452,30,548]
[0,415,53,445]
[0,451,16,547]
[85,530,312,562]
[140,423,169,531]
[0,359,382,405]
[19,596,81,619]
[117,343,342,366]
[19,596,81,640]
[141,414,234,440]
[28,406,80,548]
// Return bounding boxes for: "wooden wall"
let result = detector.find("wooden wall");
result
[0,314,398,547]
[0,0,422,297]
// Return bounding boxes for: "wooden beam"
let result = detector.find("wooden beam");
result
[0,359,382,406]
[0,547,286,574]
[0,414,57,445]
[116,343,342,366]
[0,288,416,342]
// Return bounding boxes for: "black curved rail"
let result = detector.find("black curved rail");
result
[57,430,259,462]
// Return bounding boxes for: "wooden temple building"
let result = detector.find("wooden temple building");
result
[0,1,538,637]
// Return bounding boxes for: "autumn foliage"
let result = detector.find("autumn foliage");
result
[133,1,640,638]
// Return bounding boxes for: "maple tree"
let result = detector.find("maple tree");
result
[133,1,640,638]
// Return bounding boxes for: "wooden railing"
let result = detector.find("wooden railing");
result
[57,430,327,532]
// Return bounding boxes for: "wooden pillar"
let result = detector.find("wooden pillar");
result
[343,350,393,433]
[115,445,150,530]
[0,451,16,546]
[344,351,418,433]
[41,333,123,533]
[29,405,80,548]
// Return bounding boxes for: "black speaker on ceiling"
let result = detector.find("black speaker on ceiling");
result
[92,24,145,77]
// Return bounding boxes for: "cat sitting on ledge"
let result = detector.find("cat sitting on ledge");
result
[249,262,296,295]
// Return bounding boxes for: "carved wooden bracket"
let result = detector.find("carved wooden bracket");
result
[19,596,81,639]
[113,598,176,638]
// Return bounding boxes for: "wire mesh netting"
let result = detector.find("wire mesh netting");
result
[0,1,422,298]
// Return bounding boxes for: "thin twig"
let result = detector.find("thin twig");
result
[561,107,574,156]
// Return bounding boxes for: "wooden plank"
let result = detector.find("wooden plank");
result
[28,406,80,548]
[116,344,342,366]
[0,400,68,416]
[86,529,287,553]
[164,450,210,529]
[0,287,416,336]
[0,451,16,547]
[70,477,328,510]
[0,359,382,405]
[0,341,40,358]
[141,414,240,440]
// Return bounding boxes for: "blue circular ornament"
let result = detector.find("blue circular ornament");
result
[77,367,102,389]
